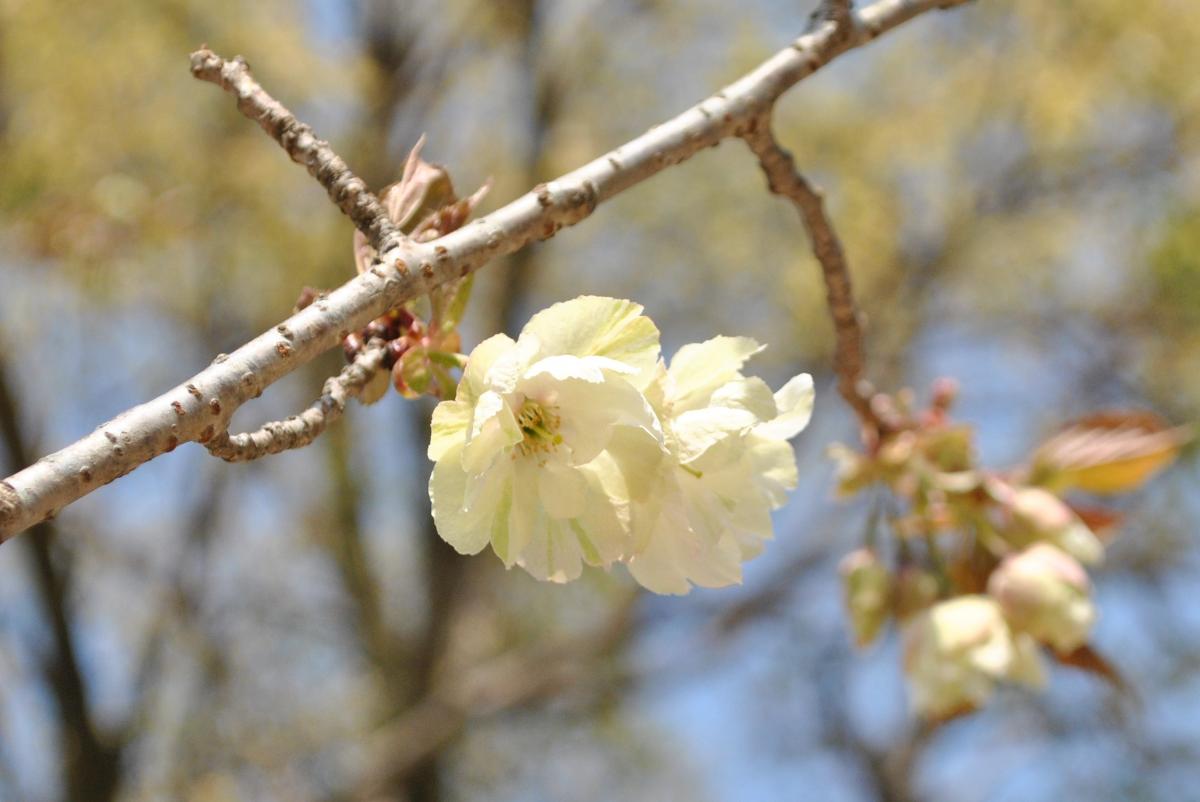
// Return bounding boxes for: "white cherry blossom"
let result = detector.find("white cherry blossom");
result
[428,297,663,583]
[623,336,814,594]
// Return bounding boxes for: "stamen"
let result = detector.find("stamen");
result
[515,399,563,457]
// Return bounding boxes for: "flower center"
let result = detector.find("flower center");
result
[516,398,563,457]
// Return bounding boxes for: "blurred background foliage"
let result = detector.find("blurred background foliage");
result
[0,0,1198,800]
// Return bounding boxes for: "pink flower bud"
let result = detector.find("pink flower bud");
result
[1008,487,1104,565]
[987,543,1094,654]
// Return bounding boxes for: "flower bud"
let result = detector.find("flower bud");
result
[987,543,1094,654]
[839,549,892,647]
[365,318,390,341]
[902,596,1044,719]
[1011,486,1071,531]
[342,332,364,363]
[1009,487,1104,565]
[384,338,409,369]
[930,377,959,412]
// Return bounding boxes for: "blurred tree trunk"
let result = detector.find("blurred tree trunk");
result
[0,357,120,802]
[0,19,118,801]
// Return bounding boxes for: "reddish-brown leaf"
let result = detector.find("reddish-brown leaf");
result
[1066,503,1125,543]
[1056,644,1130,694]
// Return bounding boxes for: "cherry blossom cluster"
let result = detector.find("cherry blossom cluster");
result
[427,296,813,593]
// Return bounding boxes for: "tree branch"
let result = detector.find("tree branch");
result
[0,0,968,542]
[203,339,387,461]
[742,115,886,438]
[189,48,403,253]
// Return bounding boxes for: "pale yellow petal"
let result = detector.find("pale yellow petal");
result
[518,519,584,584]
[756,374,815,440]
[460,333,516,403]
[671,406,759,464]
[709,377,778,421]
[462,391,521,475]
[666,336,764,410]
[429,443,496,555]
[521,296,660,379]
[537,462,588,519]
[428,399,471,462]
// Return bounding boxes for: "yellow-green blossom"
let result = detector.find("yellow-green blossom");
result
[902,596,1045,719]
[428,296,663,583]
[623,336,814,594]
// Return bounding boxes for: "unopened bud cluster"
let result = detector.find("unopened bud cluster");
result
[304,141,491,404]
[340,305,463,401]
[831,385,1182,719]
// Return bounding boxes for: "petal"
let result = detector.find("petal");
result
[746,434,799,507]
[537,462,588,519]
[678,470,732,545]
[699,461,777,559]
[460,333,515,403]
[486,472,514,559]
[518,518,584,584]
[756,374,815,440]
[429,443,496,555]
[496,459,541,566]
[523,354,638,383]
[483,333,541,394]
[624,505,695,595]
[520,296,661,381]
[709,377,778,421]
[1051,521,1105,566]
[462,391,522,475]
[726,505,775,560]
[625,503,744,595]
[428,399,470,462]
[672,406,759,464]
[570,518,607,566]
[605,427,669,505]
[573,472,632,566]
[686,536,745,589]
[666,336,764,410]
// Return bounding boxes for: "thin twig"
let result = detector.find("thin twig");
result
[204,340,387,461]
[189,49,403,254]
[0,0,969,541]
[742,115,886,438]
